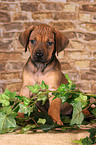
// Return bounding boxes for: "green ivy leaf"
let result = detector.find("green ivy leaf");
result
[82,137,93,145]
[75,93,87,108]
[0,93,10,106]
[40,81,49,90]
[0,99,10,107]
[10,112,17,119]
[23,96,30,106]
[91,108,96,117]
[72,138,83,145]
[0,112,17,134]
[65,74,72,84]
[16,96,30,106]
[0,127,17,134]
[57,84,69,92]
[37,95,47,105]
[87,128,96,143]
[37,118,46,124]
[4,89,16,100]
[16,95,23,101]
[19,104,33,115]
[71,84,76,90]
[61,116,70,124]
[18,124,36,134]
[70,101,84,125]
[27,84,40,93]
[0,89,16,107]
[0,93,9,100]
[53,92,71,104]
[0,106,12,115]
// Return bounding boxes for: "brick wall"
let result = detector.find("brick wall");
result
[0,0,96,94]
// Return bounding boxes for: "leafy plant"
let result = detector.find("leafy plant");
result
[0,75,96,144]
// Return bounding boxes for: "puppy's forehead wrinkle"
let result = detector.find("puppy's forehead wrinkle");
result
[30,27,54,41]
[34,25,52,35]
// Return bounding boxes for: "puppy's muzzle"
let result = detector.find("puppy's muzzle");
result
[32,49,46,63]
[35,50,44,58]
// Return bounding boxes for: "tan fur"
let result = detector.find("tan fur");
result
[19,24,72,125]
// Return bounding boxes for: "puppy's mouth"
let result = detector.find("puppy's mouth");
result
[31,55,48,63]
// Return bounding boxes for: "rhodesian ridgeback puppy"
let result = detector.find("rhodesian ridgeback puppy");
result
[19,24,72,125]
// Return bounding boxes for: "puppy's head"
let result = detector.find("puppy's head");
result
[19,24,69,63]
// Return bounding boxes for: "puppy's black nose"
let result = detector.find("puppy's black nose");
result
[35,51,44,57]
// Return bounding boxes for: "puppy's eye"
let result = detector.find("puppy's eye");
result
[47,41,53,46]
[30,40,36,44]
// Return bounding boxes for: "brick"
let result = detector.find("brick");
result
[0,28,3,38]
[93,15,96,21]
[3,32,16,39]
[44,2,64,11]
[67,72,79,82]
[91,83,96,93]
[0,12,10,22]
[4,23,23,32]
[85,43,96,51]
[64,51,91,60]
[0,3,9,11]
[53,12,77,20]
[79,23,96,32]
[5,62,25,71]
[0,3,18,11]
[38,3,45,10]
[45,0,66,1]
[84,33,96,41]
[12,39,23,49]
[6,82,22,92]
[58,51,64,58]
[81,70,96,80]
[80,4,96,12]
[76,82,91,92]
[32,12,53,20]
[0,72,21,80]
[50,22,75,30]
[77,32,96,41]
[75,60,90,69]
[1,0,15,2]
[20,2,38,12]
[63,31,76,39]
[68,40,84,50]
[79,13,91,22]
[93,52,96,58]
[12,13,28,21]
[67,0,92,2]
[23,22,39,29]
[90,60,96,69]
[8,3,18,11]
[0,62,5,71]
[63,3,77,12]
[0,40,13,51]
[0,52,22,61]
[61,62,72,70]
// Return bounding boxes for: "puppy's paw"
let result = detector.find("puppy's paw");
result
[48,108,63,125]
[53,119,63,126]
[56,120,63,126]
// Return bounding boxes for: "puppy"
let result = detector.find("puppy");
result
[19,23,72,125]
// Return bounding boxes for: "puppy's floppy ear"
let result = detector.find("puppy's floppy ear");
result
[53,29,69,53]
[19,26,34,52]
